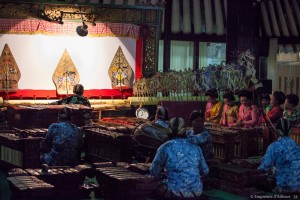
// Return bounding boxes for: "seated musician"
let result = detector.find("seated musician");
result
[283,93,300,126]
[51,84,92,125]
[262,91,285,124]
[154,106,170,129]
[234,90,261,128]
[186,110,214,159]
[260,94,271,115]
[258,118,300,193]
[42,107,83,167]
[220,91,239,127]
[131,106,171,162]
[205,89,222,124]
[150,117,209,199]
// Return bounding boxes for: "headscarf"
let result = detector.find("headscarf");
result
[169,117,185,136]
[190,110,202,122]
[156,106,169,121]
[58,107,72,121]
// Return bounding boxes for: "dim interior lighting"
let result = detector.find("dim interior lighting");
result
[75,4,88,37]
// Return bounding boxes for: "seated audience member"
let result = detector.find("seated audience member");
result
[262,91,285,124]
[42,107,83,167]
[260,94,271,115]
[205,89,223,124]
[220,91,239,127]
[150,117,209,199]
[283,93,300,126]
[51,84,92,125]
[186,110,214,159]
[234,90,261,127]
[258,118,300,193]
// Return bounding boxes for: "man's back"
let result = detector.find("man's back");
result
[259,137,300,191]
[44,122,83,167]
[150,138,209,197]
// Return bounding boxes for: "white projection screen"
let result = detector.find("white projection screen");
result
[0,34,136,90]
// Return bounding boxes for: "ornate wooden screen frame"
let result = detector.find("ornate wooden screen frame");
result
[0,2,163,78]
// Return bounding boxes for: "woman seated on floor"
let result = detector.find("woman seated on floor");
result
[233,90,261,127]
[220,91,239,127]
[258,118,300,193]
[262,91,285,124]
[204,89,223,124]
[150,117,209,199]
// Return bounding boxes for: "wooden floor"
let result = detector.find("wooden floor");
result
[0,169,248,200]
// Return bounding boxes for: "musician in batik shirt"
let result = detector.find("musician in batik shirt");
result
[150,117,209,199]
[42,107,83,167]
[258,118,300,193]
[234,90,261,128]
[51,84,92,125]
[262,91,285,124]
[220,91,239,127]
[186,110,214,160]
[205,89,223,124]
[154,106,170,129]
[283,94,300,126]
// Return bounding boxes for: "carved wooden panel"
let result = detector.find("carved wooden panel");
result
[52,49,80,95]
[145,10,158,23]
[143,26,157,77]
[95,8,142,23]
[108,46,133,89]
[42,4,95,23]
[0,3,39,18]
[0,44,21,93]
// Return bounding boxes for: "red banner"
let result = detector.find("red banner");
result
[0,18,140,38]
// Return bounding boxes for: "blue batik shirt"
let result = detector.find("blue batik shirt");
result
[155,119,170,129]
[258,137,300,191]
[150,138,209,197]
[43,122,83,167]
[186,128,214,160]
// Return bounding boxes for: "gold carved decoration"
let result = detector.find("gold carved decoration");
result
[143,26,157,77]
[96,8,142,23]
[108,46,133,89]
[145,10,158,23]
[52,49,80,95]
[0,44,21,93]
[0,3,39,18]
[42,5,96,24]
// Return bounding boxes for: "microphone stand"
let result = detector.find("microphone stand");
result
[117,50,124,98]
[65,70,69,97]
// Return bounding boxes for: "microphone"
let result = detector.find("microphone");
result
[75,4,88,36]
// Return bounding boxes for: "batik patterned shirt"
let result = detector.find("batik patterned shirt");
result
[55,95,91,107]
[186,129,214,159]
[150,138,209,197]
[258,137,300,191]
[43,122,83,167]
[155,119,170,129]
[283,109,300,126]
[52,95,92,123]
